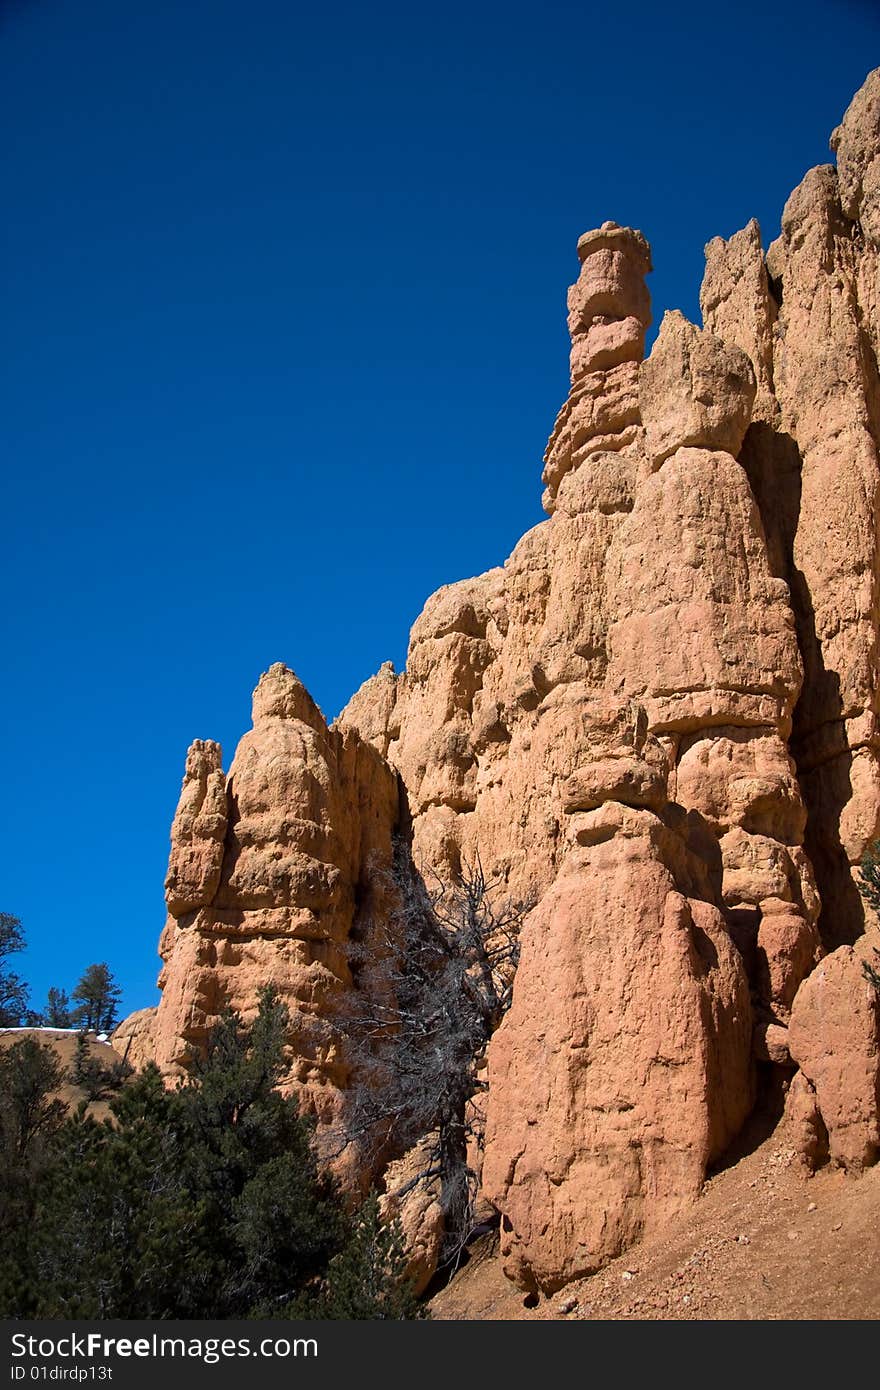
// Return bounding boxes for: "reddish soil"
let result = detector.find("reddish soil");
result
[431,1112,880,1321]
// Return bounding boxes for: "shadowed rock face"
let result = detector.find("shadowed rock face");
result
[700,77,880,949]
[134,69,880,1292]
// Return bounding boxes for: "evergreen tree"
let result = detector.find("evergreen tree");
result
[0,1038,67,1313]
[309,1192,422,1319]
[27,1068,198,1318]
[172,985,346,1317]
[0,987,422,1320]
[44,987,73,1028]
[0,913,30,1027]
[68,1030,123,1102]
[0,1037,66,1159]
[71,963,122,1032]
[70,1030,90,1085]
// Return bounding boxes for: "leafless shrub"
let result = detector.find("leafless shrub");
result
[336,837,533,1271]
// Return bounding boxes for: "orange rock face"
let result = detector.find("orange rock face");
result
[701,73,880,949]
[152,663,401,1179]
[110,1006,157,1072]
[788,938,880,1171]
[128,69,880,1291]
[482,807,753,1290]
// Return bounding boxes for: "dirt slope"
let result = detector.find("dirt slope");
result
[0,1027,125,1120]
[431,1113,880,1321]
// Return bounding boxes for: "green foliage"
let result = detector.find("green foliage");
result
[169,986,347,1317]
[71,962,122,1033]
[306,1192,423,1320]
[0,912,30,1027]
[44,987,74,1028]
[0,1038,68,1313]
[26,1069,196,1317]
[0,1037,66,1159]
[68,1031,130,1102]
[70,1030,90,1085]
[0,986,420,1320]
[857,841,880,992]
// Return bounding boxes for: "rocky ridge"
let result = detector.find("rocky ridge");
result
[118,71,880,1297]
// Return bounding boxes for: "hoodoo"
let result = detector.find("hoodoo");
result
[120,69,880,1293]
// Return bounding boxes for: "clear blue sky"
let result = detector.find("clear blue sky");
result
[3,0,879,1018]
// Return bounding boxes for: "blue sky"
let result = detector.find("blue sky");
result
[3,0,879,1018]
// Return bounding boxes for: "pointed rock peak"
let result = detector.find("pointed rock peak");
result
[644,309,711,367]
[251,662,327,731]
[184,738,224,777]
[656,307,695,337]
[704,216,763,264]
[641,310,756,469]
[831,66,880,238]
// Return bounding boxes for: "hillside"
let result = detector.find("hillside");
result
[0,1028,128,1121]
[432,1119,880,1320]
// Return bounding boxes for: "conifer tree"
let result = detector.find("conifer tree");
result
[0,913,30,1027]
[44,987,73,1028]
[0,986,422,1319]
[313,1192,421,1319]
[0,1038,67,1313]
[71,963,122,1032]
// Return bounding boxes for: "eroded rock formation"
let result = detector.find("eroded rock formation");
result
[150,663,401,1180]
[128,69,880,1293]
[787,940,880,1171]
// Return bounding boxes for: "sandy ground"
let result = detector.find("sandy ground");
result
[431,1113,880,1321]
[0,1027,125,1120]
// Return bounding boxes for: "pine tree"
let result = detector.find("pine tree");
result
[68,1030,118,1102]
[0,1037,66,1158]
[0,988,422,1319]
[312,1192,423,1319]
[0,1038,68,1313]
[71,963,122,1032]
[26,1068,197,1318]
[44,988,73,1028]
[70,1030,90,1085]
[175,985,346,1317]
[0,913,30,1027]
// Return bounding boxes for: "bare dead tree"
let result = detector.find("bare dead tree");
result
[338,838,533,1271]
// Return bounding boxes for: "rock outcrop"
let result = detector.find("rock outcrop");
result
[700,75,880,950]
[110,1007,157,1072]
[129,69,880,1293]
[787,935,880,1170]
[152,663,401,1178]
[482,805,753,1290]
